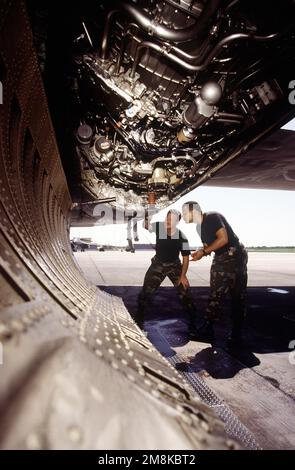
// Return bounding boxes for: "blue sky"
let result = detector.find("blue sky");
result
[71,186,295,247]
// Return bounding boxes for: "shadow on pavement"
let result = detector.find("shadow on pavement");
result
[98,285,295,378]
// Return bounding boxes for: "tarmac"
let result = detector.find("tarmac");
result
[75,250,295,449]
[74,250,295,287]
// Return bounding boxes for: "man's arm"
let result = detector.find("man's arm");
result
[191,227,228,261]
[176,255,190,288]
[143,206,159,231]
[143,213,150,230]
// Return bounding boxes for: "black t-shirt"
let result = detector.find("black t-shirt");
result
[150,222,190,262]
[199,212,239,255]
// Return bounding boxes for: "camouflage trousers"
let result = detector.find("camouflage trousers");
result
[205,245,248,325]
[137,256,195,321]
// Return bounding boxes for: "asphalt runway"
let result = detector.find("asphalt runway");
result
[74,250,295,287]
[75,250,295,449]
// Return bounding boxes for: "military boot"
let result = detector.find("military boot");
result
[189,320,215,343]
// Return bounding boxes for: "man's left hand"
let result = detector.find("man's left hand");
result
[177,275,189,289]
[190,250,204,262]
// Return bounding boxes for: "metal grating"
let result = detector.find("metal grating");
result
[148,324,262,450]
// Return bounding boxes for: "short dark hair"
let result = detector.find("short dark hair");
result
[182,201,202,213]
[166,209,181,221]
